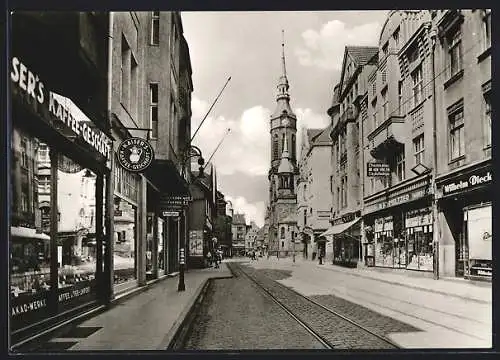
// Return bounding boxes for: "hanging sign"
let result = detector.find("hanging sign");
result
[117,137,154,172]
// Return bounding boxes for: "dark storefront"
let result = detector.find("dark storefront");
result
[363,175,434,272]
[10,58,112,342]
[9,13,111,344]
[436,160,492,281]
[322,212,361,268]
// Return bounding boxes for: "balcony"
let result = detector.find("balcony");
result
[341,104,358,124]
[367,115,406,160]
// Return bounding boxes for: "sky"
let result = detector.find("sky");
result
[182,11,388,227]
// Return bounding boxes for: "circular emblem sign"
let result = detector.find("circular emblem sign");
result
[117,137,154,172]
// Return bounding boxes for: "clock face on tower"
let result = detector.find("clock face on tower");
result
[282,118,290,127]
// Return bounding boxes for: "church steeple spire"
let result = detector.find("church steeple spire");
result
[277,29,290,101]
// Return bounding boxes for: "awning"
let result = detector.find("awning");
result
[11,226,51,241]
[145,159,190,196]
[319,218,361,238]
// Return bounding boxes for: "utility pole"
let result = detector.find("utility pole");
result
[429,22,440,280]
[191,77,231,143]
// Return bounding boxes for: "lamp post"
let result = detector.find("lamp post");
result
[178,145,205,291]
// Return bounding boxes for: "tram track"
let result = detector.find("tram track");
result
[231,263,400,350]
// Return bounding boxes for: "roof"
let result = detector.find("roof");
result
[312,125,333,146]
[306,129,323,144]
[345,46,379,66]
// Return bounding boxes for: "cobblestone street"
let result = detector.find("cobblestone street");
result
[183,265,326,350]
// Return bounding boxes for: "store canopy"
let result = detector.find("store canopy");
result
[11,226,50,241]
[146,159,191,196]
[319,218,361,239]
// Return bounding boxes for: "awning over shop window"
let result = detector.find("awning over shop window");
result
[11,226,51,241]
[319,218,361,238]
[145,159,191,196]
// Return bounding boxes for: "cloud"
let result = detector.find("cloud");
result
[191,96,271,177]
[226,195,265,228]
[296,107,330,151]
[295,20,382,71]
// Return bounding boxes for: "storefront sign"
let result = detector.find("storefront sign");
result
[11,56,112,164]
[365,186,432,214]
[332,211,360,226]
[159,195,192,212]
[405,208,433,228]
[162,211,179,217]
[189,230,203,256]
[442,170,492,196]
[11,296,48,317]
[367,162,391,177]
[117,137,154,172]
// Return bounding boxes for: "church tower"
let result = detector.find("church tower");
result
[268,30,298,256]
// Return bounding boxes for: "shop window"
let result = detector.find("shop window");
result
[411,66,423,107]
[448,102,465,160]
[483,89,491,147]
[413,135,425,165]
[151,11,160,45]
[395,148,405,182]
[56,154,100,313]
[10,129,53,328]
[150,83,159,139]
[113,196,137,285]
[447,27,463,79]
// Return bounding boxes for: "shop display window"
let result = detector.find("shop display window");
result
[146,213,155,276]
[158,218,166,275]
[10,129,52,327]
[113,196,137,285]
[57,154,98,310]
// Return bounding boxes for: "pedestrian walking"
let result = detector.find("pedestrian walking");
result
[206,250,212,268]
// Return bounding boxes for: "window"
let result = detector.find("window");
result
[393,27,400,48]
[381,88,388,121]
[382,68,387,85]
[304,184,307,200]
[150,84,159,139]
[411,66,423,107]
[382,42,389,57]
[396,149,405,182]
[280,227,285,239]
[130,56,138,118]
[120,36,131,109]
[449,103,465,160]
[413,135,425,165]
[303,209,307,226]
[371,81,376,97]
[336,187,340,210]
[291,134,296,160]
[151,11,160,45]
[273,134,279,160]
[398,80,403,113]
[342,176,348,208]
[330,175,333,193]
[482,10,491,50]
[282,241,285,248]
[484,90,491,147]
[372,99,378,128]
[448,28,462,78]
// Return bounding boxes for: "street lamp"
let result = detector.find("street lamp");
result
[178,145,205,292]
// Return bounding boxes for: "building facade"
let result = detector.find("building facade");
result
[10,11,112,343]
[324,46,378,267]
[245,221,259,253]
[433,9,492,280]
[231,213,247,256]
[267,35,299,256]
[297,127,333,260]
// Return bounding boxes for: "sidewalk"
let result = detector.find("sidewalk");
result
[47,264,232,351]
[257,256,491,304]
